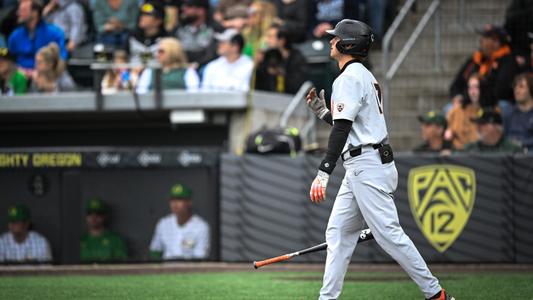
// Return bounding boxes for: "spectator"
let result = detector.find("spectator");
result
[449,25,519,111]
[213,0,252,25]
[0,204,52,263]
[413,110,453,155]
[7,0,67,70]
[464,110,523,153]
[0,47,27,95]
[220,4,249,32]
[269,0,309,43]
[29,42,76,92]
[129,2,168,64]
[504,0,533,65]
[136,37,200,93]
[149,183,210,260]
[90,0,139,50]
[101,49,134,94]
[310,0,344,39]
[255,24,307,94]
[444,73,483,150]
[504,72,533,152]
[201,28,253,92]
[242,0,277,59]
[43,0,87,53]
[80,199,128,262]
[175,0,217,67]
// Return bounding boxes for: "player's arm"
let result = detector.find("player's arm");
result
[310,119,352,202]
[306,88,333,125]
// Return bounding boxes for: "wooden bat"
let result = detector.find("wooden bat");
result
[253,229,374,269]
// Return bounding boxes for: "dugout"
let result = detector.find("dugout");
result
[0,148,219,263]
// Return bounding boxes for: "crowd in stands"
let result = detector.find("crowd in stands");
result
[0,183,209,263]
[0,0,393,96]
[415,0,533,154]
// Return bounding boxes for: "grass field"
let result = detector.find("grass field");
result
[1,270,532,299]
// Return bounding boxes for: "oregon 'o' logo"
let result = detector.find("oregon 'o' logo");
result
[408,165,476,253]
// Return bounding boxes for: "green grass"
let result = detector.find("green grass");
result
[0,271,532,299]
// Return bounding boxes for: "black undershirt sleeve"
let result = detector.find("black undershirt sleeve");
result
[322,112,333,126]
[318,119,353,174]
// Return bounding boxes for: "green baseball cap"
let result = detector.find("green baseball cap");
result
[8,204,31,222]
[170,183,192,200]
[418,110,447,128]
[85,198,108,215]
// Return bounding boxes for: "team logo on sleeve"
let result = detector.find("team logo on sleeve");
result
[408,165,476,253]
[336,103,344,112]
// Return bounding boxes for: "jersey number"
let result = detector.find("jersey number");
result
[373,83,383,114]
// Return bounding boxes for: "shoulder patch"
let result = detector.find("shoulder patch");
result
[337,103,344,112]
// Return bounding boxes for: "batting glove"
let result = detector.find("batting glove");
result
[310,170,329,203]
[306,88,329,120]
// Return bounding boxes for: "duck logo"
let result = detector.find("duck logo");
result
[408,165,476,253]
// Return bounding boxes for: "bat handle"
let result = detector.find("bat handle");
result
[253,254,291,269]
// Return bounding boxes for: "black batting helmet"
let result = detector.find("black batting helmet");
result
[326,19,374,57]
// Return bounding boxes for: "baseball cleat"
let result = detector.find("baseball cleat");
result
[426,289,455,300]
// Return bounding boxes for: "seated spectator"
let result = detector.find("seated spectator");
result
[175,0,217,67]
[213,0,252,26]
[150,183,210,260]
[7,0,67,70]
[242,0,277,59]
[101,49,134,94]
[0,204,52,263]
[201,28,253,92]
[445,73,483,150]
[413,110,453,155]
[220,4,249,32]
[504,72,533,152]
[504,0,533,68]
[255,24,307,94]
[464,110,523,153]
[310,0,344,39]
[0,47,27,95]
[43,0,87,53]
[29,42,76,92]
[449,25,519,111]
[80,198,128,262]
[129,2,168,64]
[90,0,139,50]
[136,37,200,93]
[270,0,309,43]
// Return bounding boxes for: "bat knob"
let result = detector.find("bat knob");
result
[253,261,258,269]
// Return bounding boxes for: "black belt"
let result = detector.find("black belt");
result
[341,143,385,161]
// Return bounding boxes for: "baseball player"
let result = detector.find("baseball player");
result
[305,19,455,300]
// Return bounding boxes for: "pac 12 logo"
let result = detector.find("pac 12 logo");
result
[407,165,476,253]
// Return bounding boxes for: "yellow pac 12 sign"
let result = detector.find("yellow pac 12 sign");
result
[408,165,476,253]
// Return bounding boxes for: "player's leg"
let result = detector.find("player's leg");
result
[319,175,365,300]
[347,158,442,299]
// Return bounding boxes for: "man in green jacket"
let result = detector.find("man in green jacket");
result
[80,198,128,262]
[0,48,27,95]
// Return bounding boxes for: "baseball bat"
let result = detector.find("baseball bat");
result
[253,229,374,269]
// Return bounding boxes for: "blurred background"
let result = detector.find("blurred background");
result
[0,0,532,265]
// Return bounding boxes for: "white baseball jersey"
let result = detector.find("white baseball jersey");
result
[330,61,388,151]
[150,214,210,259]
[0,231,52,262]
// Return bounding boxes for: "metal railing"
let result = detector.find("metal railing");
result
[381,0,441,120]
[279,81,315,146]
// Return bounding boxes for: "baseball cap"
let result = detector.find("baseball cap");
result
[181,0,209,9]
[214,28,240,42]
[170,183,192,200]
[85,198,108,215]
[471,109,502,125]
[418,110,447,127]
[140,2,164,19]
[7,204,31,223]
[477,25,510,45]
[0,48,16,62]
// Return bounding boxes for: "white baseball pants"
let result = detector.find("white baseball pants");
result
[319,146,441,300]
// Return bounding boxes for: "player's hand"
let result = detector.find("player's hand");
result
[306,88,329,119]
[310,170,329,203]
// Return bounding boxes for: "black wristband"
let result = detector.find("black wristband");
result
[319,159,336,174]
[322,112,333,125]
